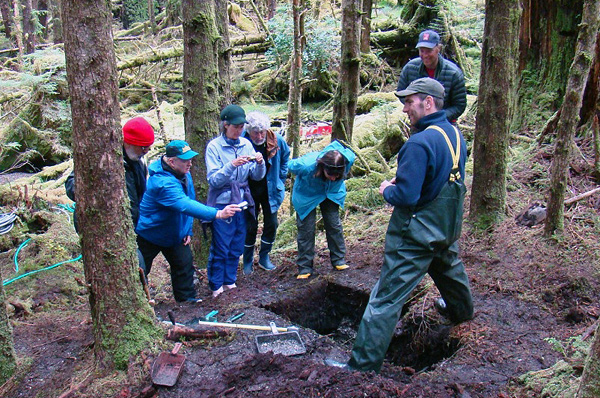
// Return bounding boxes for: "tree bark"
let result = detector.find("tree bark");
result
[12,0,24,69]
[22,0,35,53]
[577,323,600,397]
[148,0,156,34]
[360,0,372,53]
[544,0,600,237]
[469,0,521,227]
[215,0,232,106]
[331,0,362,143]
[62,0,160,371]
[182,0,221,266]
[37,0,48,38]
[286,0,304,159]
[0,0,14,39]
[49,0,62,43]
[0,270,17,385]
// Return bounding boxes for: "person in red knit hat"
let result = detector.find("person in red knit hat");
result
[66,116,155,229]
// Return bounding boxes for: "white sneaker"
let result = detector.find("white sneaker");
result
[224,283,237,290]
[212,286,224,297]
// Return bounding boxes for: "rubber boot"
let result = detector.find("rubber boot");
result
[243,245,254,275]
[258,241,276,271]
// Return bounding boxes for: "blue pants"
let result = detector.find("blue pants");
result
[207,205,246,291]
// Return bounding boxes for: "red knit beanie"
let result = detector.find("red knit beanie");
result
[122,117,155,146]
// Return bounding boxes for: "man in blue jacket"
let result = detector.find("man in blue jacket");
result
[242,111,290,274]
[136,140,240,303]
[397,29,467,123]
[329,78,473,372]
[289,140,355,279]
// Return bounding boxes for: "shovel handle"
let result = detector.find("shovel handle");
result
[197,320,292,332]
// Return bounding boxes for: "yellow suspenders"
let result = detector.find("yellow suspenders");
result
[428,125,461,182]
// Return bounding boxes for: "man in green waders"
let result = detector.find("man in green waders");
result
[329,77,474,372]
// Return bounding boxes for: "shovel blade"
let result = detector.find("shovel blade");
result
[151,352,186,387]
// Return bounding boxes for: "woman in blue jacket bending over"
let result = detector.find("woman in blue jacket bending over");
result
[289,140,355,279]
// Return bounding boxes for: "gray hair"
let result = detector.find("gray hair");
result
[245,111,270,133]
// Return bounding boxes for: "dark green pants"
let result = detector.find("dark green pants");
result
[349,182,473,372]
[296,199,346,274]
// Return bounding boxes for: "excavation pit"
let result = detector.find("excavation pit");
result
[265,280,461,372]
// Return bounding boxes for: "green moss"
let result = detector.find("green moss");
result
[346,188,387,209]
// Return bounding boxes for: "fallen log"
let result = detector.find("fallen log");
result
[166,325,232,341]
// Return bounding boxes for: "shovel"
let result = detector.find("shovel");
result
[151,342,186,387]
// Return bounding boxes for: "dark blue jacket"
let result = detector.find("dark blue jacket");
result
[383,111,467,208]
[136,157,218,247]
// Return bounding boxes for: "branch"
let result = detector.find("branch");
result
[564,187,600,205]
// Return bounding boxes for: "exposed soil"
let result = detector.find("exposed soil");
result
[2,198,599,398]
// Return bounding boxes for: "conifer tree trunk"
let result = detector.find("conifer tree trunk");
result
[286,0,305,159]
[331,0,362,143]
[0,270,17,385]
[49,0,62,43]
[148,0,156,34]
[22,0,34,53]
[544,0,600,236]
[215,0,232,106]
[12,0,24,68]
[577,317,600,396]
[37,0,48,38]
[62,0,160,371]
[469,0,521,227]
[360,0,372,53]
[0,0,14,39]
[183,0,221,265]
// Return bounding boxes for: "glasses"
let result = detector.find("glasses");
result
[140,146,150,152]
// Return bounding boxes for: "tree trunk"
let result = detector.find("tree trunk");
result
[215,0,231,106]
[0,270,17,385]
[517,0,588,129]
[49,0,62,43]
[286,0,304,159]
[577,323,600,397]
[62,0,160,371]
[469,0,521,227]
[360,0,372,53]
[0,0,14,39]
[544,0,600,237]
[331,0,362,143]
[37,0,48,38]
[148,0,156,34]
[12,0,23,68]
[182,0,221,266]
[22,0,35,53]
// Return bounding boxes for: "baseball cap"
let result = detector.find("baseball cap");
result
[166,140,198,160]
[220,104,248,125]
[395,77,445,101]
[416,30,440,49]
[122,117,155,147]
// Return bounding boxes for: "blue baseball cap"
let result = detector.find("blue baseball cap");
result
[166,140,198,160]
[416,30,440,49]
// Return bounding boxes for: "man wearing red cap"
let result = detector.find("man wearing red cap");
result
[65,117,155,230]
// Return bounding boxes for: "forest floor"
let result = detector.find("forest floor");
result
[1,163,600,398]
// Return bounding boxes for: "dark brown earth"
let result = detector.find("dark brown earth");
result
[2,194,599,398]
